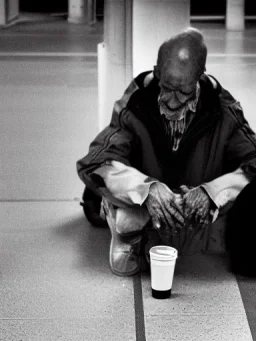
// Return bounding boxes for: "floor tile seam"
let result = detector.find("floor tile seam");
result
[236,278,256,341]
[0,52,256,58]
[133,274,147,341]
[0,199,80,202]
[0,316,120,322]
[0,85,97,90]
[208,63,256,66]
[0,33,103,37]
[0,52,98,57]
[208,54,256,57]
[0,86,97,91]
[144,312,246,317]
[0,57,97,62]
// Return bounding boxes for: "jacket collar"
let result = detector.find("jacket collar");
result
[135,72,222,155]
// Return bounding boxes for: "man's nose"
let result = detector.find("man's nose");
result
[166,92,181,107]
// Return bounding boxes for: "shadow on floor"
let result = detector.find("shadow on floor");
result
[54,212,111,274]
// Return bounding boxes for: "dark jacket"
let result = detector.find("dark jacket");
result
[77,71,256,204]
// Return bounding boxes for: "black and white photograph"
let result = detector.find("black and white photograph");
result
[1,0,256,340]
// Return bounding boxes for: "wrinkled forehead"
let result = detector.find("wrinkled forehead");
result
[159,59,199,89]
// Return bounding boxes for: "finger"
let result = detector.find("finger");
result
[187,210,201,232]
[196,208,208,223]
[171,215,184,231]
[174,201,184,216]
[184,205,193,219]
[201,216,211,228]
[161,200,181,226]
[173,213,185,228]
[169,206,184,226]
[159,209,176,230]
[169,200,184,218]
[180,185,191,194]
[175,220,184,230]
[196,211,209,230]
[196,217,208,231]
[194,210,203,224]
[151,216,161,230]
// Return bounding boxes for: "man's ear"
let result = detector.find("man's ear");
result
[153,65,160,79]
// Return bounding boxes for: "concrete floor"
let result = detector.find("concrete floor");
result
[0,16,256,341]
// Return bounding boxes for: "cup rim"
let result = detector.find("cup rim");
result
[149,245,178,260]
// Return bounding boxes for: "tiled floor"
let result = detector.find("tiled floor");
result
[0,202,136,341]
[0,202,253,341]
[0,15,256,341]
[142,256,252,341]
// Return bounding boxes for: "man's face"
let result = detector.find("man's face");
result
[156,61,199,119]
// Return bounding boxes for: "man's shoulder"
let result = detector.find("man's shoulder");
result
[201,73,238,108]
[133,71,156,90]
[200,73,246,127]
[113,70,155,118]
[134,71,154,89]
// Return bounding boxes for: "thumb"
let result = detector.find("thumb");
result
[152,216,161,230]
[180,185,190,194]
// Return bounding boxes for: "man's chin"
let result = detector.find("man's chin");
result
[167,113,183,121]
[159,102,187,121]
[165,107,185,121]
[168,105,184,112]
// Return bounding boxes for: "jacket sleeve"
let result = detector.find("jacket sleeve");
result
[77,76,141,177]
[92,160,158,206]
[201,87,256,216]
[76,77,143,205]
[201,167,250,213]
[77,124,134,174]
[225,100,256,177]
[77,120,140,207]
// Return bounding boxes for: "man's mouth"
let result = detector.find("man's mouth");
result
[165,103,185,111]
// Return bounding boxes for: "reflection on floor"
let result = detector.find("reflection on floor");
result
[0,18,256,341]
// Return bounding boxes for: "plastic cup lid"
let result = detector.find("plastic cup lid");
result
[149,245,178,260]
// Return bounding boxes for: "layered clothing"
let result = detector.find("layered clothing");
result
[77,71,256,253]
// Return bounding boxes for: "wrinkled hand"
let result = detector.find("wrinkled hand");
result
[180,185,213,230]
[145,182,184,230]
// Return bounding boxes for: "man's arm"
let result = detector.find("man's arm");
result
[93,160,184,230]
[201,90,256,219]
[201,167,251,213]
[179,95,256,226]
[92,160,157,206]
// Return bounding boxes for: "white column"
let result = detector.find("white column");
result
[88,0,97,25]
[68,0,88,24]
[98,0,190,130]
[98,0,133,130]
[0,0,6,25]
[7,0,19,23]
[132,0,190,76]
[226,0,245,31]
[0,0,19,26]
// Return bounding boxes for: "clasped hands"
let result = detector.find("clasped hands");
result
[145,182,214,233]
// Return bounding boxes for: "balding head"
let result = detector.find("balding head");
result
[156,27,207,80]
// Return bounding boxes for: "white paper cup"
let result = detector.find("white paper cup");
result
[149,245,178,299]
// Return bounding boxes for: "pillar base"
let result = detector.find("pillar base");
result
[68,16,88,24]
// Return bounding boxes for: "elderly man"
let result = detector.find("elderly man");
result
[77,28,256,276]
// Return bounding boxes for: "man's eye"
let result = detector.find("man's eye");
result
[161,86,173,92]
[161,86,194,95]
[179,89,194,95]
